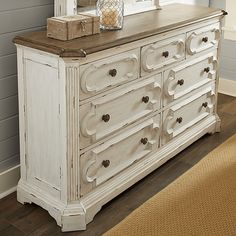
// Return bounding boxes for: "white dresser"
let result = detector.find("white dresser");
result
[14,4,226,232]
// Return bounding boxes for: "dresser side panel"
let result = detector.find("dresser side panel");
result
[23,49,62,199]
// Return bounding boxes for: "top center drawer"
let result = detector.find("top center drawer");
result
[80,48,140,100]
[141,34,186,76]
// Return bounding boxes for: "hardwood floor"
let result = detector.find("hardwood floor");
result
[0,94,235,236]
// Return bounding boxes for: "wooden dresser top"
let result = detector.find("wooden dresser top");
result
[13,4,224,57]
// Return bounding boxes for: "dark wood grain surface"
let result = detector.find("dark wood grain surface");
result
[13,4,224,57]
[0,94,235,236]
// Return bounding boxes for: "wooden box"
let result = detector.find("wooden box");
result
[47,14,100,41]
[79,13,100,35]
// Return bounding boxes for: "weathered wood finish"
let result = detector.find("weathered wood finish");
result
[15,4,225,232]
[14,4,224,57]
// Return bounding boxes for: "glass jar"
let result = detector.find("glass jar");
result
[96,0,124,30]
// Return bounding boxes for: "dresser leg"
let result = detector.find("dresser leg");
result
[208,115,221,135]
[61,211,87,232]
[17,183,32,205]
[215,115,221,133]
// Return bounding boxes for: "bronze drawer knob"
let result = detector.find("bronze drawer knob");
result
[109,69,117,77]
[202,37,209,43]
[142,96,150,103]
[177,79,184,86]
[176,117,183,124]
[162,51,169,58]
[102,160,110,168]
[202,102,208,108]
[141,138,148,145]
[204,67,210,73]
[102,114,110,122]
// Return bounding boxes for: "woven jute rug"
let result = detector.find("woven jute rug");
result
[104,134,236,236]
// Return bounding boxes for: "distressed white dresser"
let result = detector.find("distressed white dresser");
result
[14,4,226,232]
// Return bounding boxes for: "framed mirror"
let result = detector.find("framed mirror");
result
[55,0,160,17]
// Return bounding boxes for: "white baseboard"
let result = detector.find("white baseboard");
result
[0,165,20,199]
[219,78,236,97]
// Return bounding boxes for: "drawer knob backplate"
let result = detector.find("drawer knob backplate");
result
[176,117,183,124]
[109,69,117,77]
[204,67,210,73]
[202,102,208,108]
[141,138,148,145]
[202,37,209,43]
[142,96,150,103]
[177,79,184,86]
[102,114,111,122]
[162,51,169,58]
[102,160,110,168]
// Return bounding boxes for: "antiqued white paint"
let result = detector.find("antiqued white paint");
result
[54,0,160,17]
[162,83,216,144]
[141,34,186,76]
[65,64,81,202]
[186,22,220,56]
[80,115,160,195]
[80,48,140,100]
[25,58,61,199]
[64,18,220,68]
[54,0,77,16]
[16,16,222,231]
[17,46,27,181]
[80,74,162,149]
[163,50,218,105]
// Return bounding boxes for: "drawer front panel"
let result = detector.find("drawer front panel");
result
[81,116,160,194]
[162,85,215,145]
[80,48,140,100]
[80,74,162,149]
[141,34,185,76]
[163,51,218,105]
[186,23,220,56]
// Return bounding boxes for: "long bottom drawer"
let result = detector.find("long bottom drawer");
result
[80,115,160,196]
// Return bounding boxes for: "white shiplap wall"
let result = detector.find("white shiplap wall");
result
[0,0,54,174]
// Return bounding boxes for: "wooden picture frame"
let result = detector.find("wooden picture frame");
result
[54,0,160,17]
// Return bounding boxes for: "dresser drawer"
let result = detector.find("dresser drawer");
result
[80,49,140,100]
[141,34,185,76]
[81,116,160,195]
[80,74,162,149]
[163,51,218,106]
[162,85,215,145]
[186,23,220,56]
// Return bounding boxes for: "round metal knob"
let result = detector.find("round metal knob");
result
[176,117,183,124]
[102,160,110,168]
[162,51,169,58]
[141,138,148,145]
[177,79,184,86]
[142,96,150,104]
[202,102,208,108]
[202,37,208,43]
[102,114,110,122]
[204,67,210,73]
[109,69,117,77]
